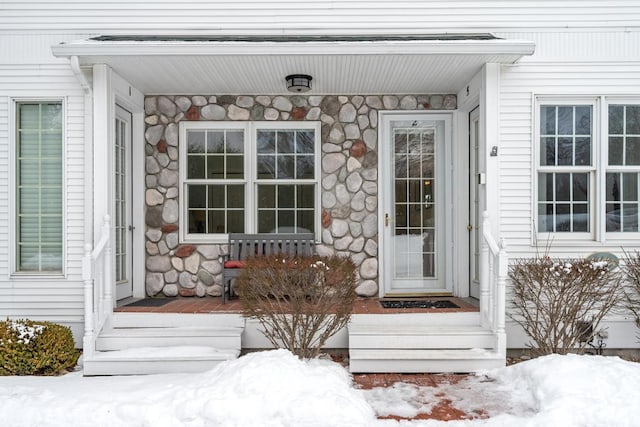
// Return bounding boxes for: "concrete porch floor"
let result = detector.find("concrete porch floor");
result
[115,296,479,314]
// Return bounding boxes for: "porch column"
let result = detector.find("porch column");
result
[92,64,113,244]
[481,63,501,238]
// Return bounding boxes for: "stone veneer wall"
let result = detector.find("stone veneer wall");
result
[144,94,457,298]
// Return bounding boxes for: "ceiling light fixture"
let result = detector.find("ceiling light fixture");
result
[285,74,312,93]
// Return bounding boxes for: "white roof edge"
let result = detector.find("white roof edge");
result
[52,38,535,59]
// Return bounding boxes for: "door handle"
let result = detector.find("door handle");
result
[385,213,390,227]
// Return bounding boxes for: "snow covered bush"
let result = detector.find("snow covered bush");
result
[509,257,624,355]
[0,319,80,375]
[236,255,357,359]
[622,251,640,330]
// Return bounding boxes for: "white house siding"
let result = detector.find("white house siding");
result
[498,31,640,257]
[0,0,639,33]
[0,34,89,341]
[497,31,640,348]
[0,1,638,348]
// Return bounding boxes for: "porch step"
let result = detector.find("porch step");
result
[86,312,246,375]
[348,314,504,373]
[349,349,505,373]
[96,326,242,351]
[83,346,239,376]
[110,312,245,329]
[348,324,496,349]
[352,311,481,327]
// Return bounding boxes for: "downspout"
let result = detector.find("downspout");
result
[70,55,94,244]
[70,56,91,94]
[70,55,95,350]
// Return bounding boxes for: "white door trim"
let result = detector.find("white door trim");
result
[115,105,133,301]
[469,107,482,299]
[110,69,145,300]
[378,111,454,296]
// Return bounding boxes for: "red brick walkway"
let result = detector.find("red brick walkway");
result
[353,373,488,422]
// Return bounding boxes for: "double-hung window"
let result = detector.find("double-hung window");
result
[537,102,594,235]
[179,121,320,242]
[14,101,64,273]
[536,97,640,240]
[606,104,640,233]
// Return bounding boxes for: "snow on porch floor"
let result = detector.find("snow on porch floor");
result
[115,296,479,314]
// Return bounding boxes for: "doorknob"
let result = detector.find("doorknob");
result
[467,224,473,231]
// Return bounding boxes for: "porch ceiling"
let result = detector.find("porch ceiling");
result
[52,35,535,95]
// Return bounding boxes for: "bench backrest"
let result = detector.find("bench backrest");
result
[228,233,316,260]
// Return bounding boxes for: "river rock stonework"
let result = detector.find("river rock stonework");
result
[144,94,456,298]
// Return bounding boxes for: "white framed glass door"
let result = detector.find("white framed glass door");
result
[469,107,482,299]
[115,105,133,300]
[381,113,452,294]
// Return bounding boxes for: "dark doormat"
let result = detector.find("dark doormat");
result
[380,299,460,309]
[124,298,173,307]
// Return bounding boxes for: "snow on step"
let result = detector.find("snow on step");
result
[84,346,239,376]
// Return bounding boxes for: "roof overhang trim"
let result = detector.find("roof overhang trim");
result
[52,37,535,58]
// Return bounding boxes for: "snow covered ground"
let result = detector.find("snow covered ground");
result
[0,349,638,427]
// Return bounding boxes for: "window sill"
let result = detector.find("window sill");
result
[10,273,67,280]
[180,235,228,245]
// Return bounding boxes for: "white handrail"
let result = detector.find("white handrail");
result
[480,211,508,358]
[81,215,112,359]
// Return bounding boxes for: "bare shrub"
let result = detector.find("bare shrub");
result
[236,254,357,359]
[509,257,624,356]
[622,251,640,328]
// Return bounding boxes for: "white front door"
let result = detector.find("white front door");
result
[115,105,133,300]
[469,107,482,299]
[381,113,452,295]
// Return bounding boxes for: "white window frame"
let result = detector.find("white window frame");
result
[178,121,321,244]
[534,97,598,242]
[534,96,640,243]
[10,98,66,277]
[603,97,640,241]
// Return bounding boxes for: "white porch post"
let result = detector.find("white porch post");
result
[481,63,501,237]
[496,239,508,357]
[480,63,506,353]
[92,64,113,244]
[92,64,115,307]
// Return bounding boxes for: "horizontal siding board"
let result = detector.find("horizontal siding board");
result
[1,1,639,32]
[499,60,640,252]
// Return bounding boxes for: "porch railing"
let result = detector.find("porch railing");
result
[81,215,113,358]
[480,211,508,357]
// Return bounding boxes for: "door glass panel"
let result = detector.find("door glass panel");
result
[115,116,127,283]
[393,126,437,279]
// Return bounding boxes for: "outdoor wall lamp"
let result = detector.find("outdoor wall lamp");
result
[285,74,312,93]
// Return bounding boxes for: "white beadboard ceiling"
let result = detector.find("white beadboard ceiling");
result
[52,37,535,94]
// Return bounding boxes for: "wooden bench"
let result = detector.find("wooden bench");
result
[219,233,316,303]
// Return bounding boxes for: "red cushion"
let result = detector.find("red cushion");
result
[224,260,246,268]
